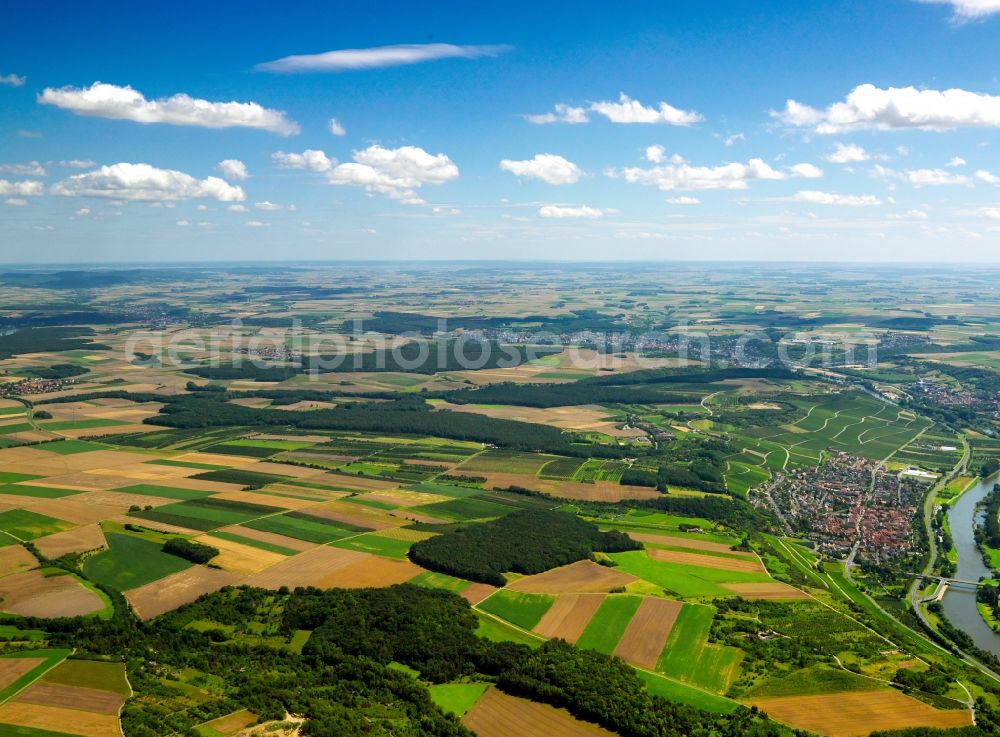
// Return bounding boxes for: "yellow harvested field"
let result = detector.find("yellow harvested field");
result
[197,535,287,574]
[626,531,757,556]
[244,546,368,589]
[435,401,646,438]
[0,657,44,690]
[508,560,638,594]
[0,701,120,737]
[723,582,810,600]
[646,548,766,573]
[25,496,132,525]
[313,555,422,588]
[304,501,400,531]
[220,524,316,552]
[460,582,499,605]
[749,689,972,737]
[389,510,449,525]
[364,490,452,507]
[16,681,126,714]
[463,687,617,737]
[612,597,683,669]
[534,594,606,643]
[126,566,243,620]
[370,527,435,542]
[34,524,107,559]
[199,709,257,735]
[212,490,316,510]
[0,545,38,575]
[0,570,105,617]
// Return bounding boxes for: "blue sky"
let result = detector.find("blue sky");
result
[3,0,1000,262]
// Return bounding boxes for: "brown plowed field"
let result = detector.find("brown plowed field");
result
[0,658,44,690]
[723,582,810,600]
[508,560,638,594]
[462,687,617,737]
[243,546,367,589]
[34,524,107,559]
[626,531,756,556]
[612,597,683,668]
[0,545,38,575]
[533,594,605,643]
[302,502,398,531]
[646,548,766,573]
[16,682,125,714]
[460,583,498,605]
[0,570,105,617]
[126,566,243,620]
[749,689,972,736]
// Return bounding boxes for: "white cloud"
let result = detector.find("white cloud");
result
[790,162,824,178]
[254,201,295,211]
[0,161,45,176]
[888,209,929,219]
[666,196,700,205]
[590,93,702,125]
[4,198,28,206]
[871,164,974,186]
[50,162,246,202]
[791,190,881,206]
[38,82,299,135]
[825,142,869,164]
[524,103,589,125]
[272,149,335,173]
[499,154,581,184]
[328,145,458,204]
[75,207,90,216]
[915,0,1000,20]
[609,157,785,191]
[0,74,25,87]
[59,159,96,169]
[257,43,510,72]
[246,220,270,227]
[228,204,248,212]
[775,84,1000,134]
[329,118,346,136]
[217,159,248,181]
[723,133,746,147]
[0,180,44,196]
[976,206,1000,219]
[947,156,967,167]
[176,219,190,227]
[645,145,665,163]
[538,204,606,219]
[975,169,1000,184]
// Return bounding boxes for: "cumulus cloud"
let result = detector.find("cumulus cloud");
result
[590,93,702,125]
[524,103,589,125]
[499,154,581,184]
[329,118,346,136]
[888,209,930,219]
[0,74,25,87]
[775,84,1000,134]
[75,207,90,216]
[272,149,335,172]
[246,220,270,227]
[947,156,967,167]
[38,82,299,135]
[228,204,248,212]
[791,190,881,206]
[976,169,1000,184]
[538,204,605,219]
[255,201,294,211]
[257,43,510,72]
[825,142,870,163]
[915,0,1000,20]
[790,163,823,178]
[216,159,248,181]
[608,157,785,191]
[328,145,458,204]
[0,180,44,196]
[0,161,45,176]
[666,196,700,205]
[50,162,246,202]
[4,198,28,206]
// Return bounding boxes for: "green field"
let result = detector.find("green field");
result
[473,611,543,648]
[113,483,215,501]
[244,512,367,543]
[408,570,471,592]
[637,670,739,714]
[477,590,554,630]
[575,595,643,654]
[657,604,743,692]
[428,682,490,716]
[744,663,882,698]
[0,509,74,540]
[330,532,413,558]
[205,529,297,556]
[83,532,191,590]
[132,497,284,531]
[42,659,129,693]
[0,484,80,499]
[609,550,771,598]
[416,496,514,521]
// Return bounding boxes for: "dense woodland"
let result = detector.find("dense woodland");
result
[408,509,641,585]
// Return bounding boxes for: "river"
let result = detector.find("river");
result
[942,474,1000,656]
